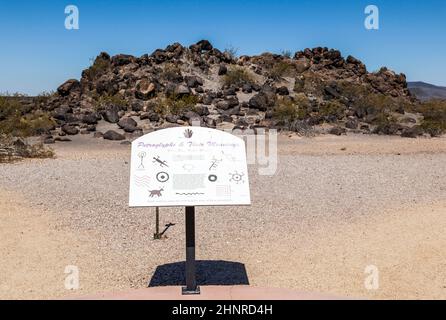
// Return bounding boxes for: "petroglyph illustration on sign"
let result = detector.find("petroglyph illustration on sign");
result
[129,127,250,207]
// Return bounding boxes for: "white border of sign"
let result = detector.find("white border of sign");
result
[129,127,251,207]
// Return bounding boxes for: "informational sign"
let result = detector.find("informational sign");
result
[129,127,251,207]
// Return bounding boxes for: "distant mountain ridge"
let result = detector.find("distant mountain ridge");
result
[408,81,446,101]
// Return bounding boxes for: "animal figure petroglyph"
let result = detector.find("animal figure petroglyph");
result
[153,156,168,168]
[149,188,164,197]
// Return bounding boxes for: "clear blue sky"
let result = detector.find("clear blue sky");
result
[1,0,445,95]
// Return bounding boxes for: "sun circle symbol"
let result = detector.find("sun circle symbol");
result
[156,172,169,183]
[229,171,244,184]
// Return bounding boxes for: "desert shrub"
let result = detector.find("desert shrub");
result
[364,93,399,113]
[295,94,313,120]
[34,91,55,106]
[154,94,199,116]
[338,81,405,114]
[281,50,292,59]
[0,95,55,137]
[0,135,54,163]
[93,93,128,110]
[85,56,110,79]
[273,98,298,122]
[294,72,325,96]
[222,67,255,87]
[161,63,183,82]
[417,100,446,136]
[268,61,293,80]
[0,94,23,121]
[223,46,238,60]
[273,94,311,123]
[319,100,346,121]
[0,111,55,137]
[169,95,199,115]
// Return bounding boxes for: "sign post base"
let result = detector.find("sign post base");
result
[182,286,201,295]
[182,206,200,295]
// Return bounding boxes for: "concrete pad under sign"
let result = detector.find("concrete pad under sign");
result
[71,286,347,300]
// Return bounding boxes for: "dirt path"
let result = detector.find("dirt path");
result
[247,201,446,299]
[0,191,131,299]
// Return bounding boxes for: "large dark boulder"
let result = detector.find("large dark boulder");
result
[165,83,191,97]
[135,79,157,100]
[53,106,72,121]
[82,113,99,125]
[218,64,228,76]
[185,76,203,88]
[57,79,80,97]
[248,91,276,111]
[103,130,125,141]
[118,117,138,133]
[61,124,79,135]
[131,100,144,112]
[111,54,135,66]
[151,49,168,64]
[182,111,201,124]
[148,112,160,122]
[165,115,179,123]
[276,86,289,96]
[96,80,118,96]
[195,105,210,116]
[103,105,121,123]
[165,42,184,58]
[189,40,213,52]
[216,100,230,111]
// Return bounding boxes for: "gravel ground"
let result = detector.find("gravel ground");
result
[1,133,445,299]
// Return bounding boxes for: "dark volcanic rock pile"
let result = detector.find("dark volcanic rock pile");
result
[36,40,424,141]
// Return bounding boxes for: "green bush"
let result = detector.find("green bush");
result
[319,100,345,121]
[417,100,446,136]
[85,56,110,80]
[292,94,311,120]
[338,81,405,114]
[273,98,298,122]
[154,94,199,116]
[268,61,293,80]
[34,91,55,106]
[222,67,254,87]
[223,46,238,60]
[274,94,311,123]
[93,94,128,110]
[0,95,55,137]
[293,72,324,96]
[0,94,23,121]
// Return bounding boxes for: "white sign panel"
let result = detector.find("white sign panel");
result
[129,127,251,207]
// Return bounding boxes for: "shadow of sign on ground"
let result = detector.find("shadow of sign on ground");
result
[148,260,249,287]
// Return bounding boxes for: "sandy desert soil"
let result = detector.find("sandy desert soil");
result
[0,133,445,300]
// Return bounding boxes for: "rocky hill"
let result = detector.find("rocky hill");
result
[4,40,445,144]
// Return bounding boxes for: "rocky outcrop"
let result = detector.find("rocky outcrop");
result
[18,40,427,141]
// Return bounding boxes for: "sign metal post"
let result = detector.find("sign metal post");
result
[182,206,199,294]
[154,207,161,240]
